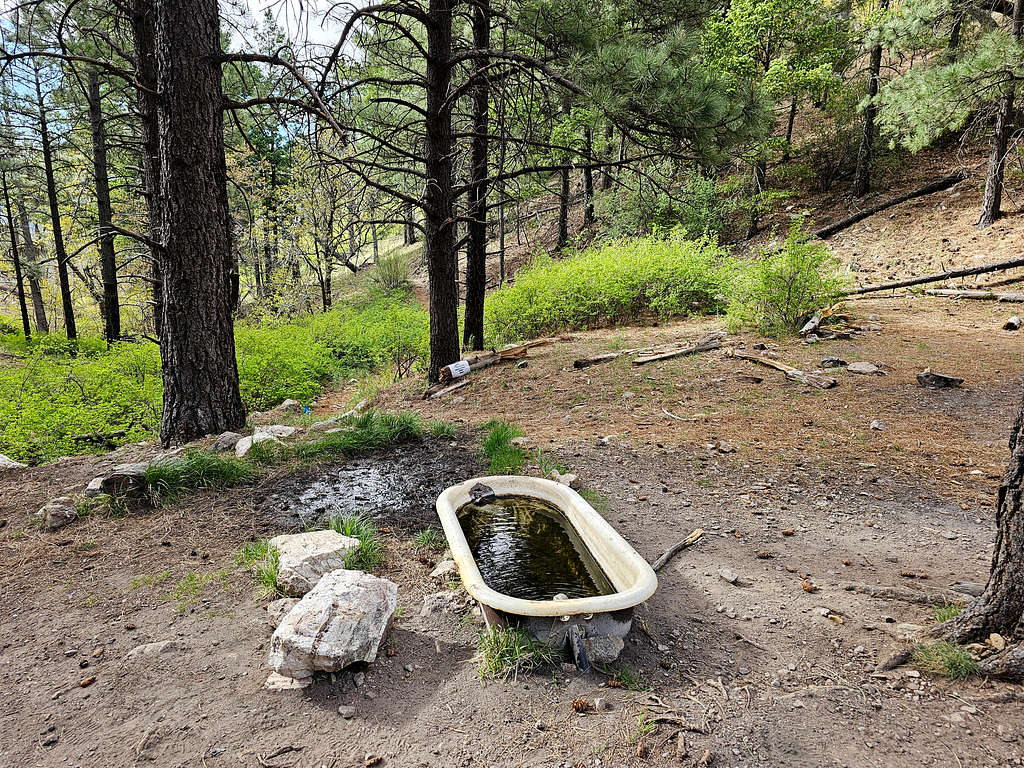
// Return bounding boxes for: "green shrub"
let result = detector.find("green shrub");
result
[482,420,526,474]
[485,232,734,341]
[369,250,413,294]
[309,294,428,374]
[726,217,848,336]
[294,410,423,461]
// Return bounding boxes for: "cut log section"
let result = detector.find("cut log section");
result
[924,289,1024,302]
[726,348,837,389]
[633,333,725,365]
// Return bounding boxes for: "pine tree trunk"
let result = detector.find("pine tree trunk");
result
[978,0,1023,228]
[583,127,595,229]
[2,171,31,340]
[463,0,490,351]
[87,71,121,342]
[424,0,460,382]
[35,71,77,341]
[403,202,417,245]
[130,0,163,338]
[948,388,1024,674]
[155,0,245,444]
[17,200,48,333]
[852,1,888,199]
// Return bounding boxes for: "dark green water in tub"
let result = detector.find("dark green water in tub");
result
[456,495,615,601]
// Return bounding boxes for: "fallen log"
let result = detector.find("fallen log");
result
[814,170,968,240]
[924,288,1024,302]
[651,528,704,571]
[633,333,725,365]
[726,348,837,389]
[847,255,1024,296]
[438,338,557,384]
[843,582,961,606]
[573,352,620,369]
[423,379,471,399]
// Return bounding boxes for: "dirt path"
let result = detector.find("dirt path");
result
[2,295,1023,767]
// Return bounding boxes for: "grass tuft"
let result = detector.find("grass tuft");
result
[427,418,457,439]
[482,420,526,474]
[294,410,422,462]
[933,602,965,624]
[477,626,558,680]
[145,450,253,503]
[579,487,610,513]
[413,526,445,551]
[603,664,649,691]
[912,642,978,680]
[330,513,385,571]
[234,540,283,598]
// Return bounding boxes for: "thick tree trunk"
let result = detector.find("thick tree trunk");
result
[155,0,245,444]
[17,201,48,333]
[2,171,31,340]
[948,388,1024,667]
[35,71,77,341]
[424,0,460,382]
[978,0,1022,227]
[87,71,121,342]
[851,1,888,199]
[130,0,164,338]
[463,0,490,351]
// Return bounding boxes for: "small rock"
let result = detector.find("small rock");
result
[847,361,883,375]
[738,666,750,676]
[1003,316,1021,331]
[0,453,28,471]
[234,432,280,458]
[896,623,925,640]
[123,640,180,663]
[338,705,357,719]
[37,497,77,532]
[266,598,301,626]
[429,560,457,579]
[904,669,920,678]
[264,672,310,691]
[403,664,414,673]
[989,633,1007,651]
[550,470,582,490]
[260,424,299,439]
[949,581,985,597]
[85,462,149,497]
[718,568,739,585]
[820,357,847,368]
[869,420,887,431]
[274,399,302,413]
[212,431,244,452]
[594,697,610,711]
[916,369,963,389]
[714,441,736,454]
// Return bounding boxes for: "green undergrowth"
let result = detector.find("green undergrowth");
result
[476,626,559,680]
[485,231,733,341]
[145,450,254,504]
[329,513,385,571]
[911,641,978,680]
[0,293,427,464]
[933,602,965,624]
[413,526,446,551]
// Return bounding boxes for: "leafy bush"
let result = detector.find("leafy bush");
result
[308,294,428,374]
[485,232,734,341]
[726,217,847,336]
[369,250,413,294]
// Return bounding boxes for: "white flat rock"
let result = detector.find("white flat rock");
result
[269,530,361,596]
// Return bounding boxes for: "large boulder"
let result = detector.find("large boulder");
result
[269,569,398,681]
[0,453,27,472]
[269,530,361,597]
[37,497,77,531]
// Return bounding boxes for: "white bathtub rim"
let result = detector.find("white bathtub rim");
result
[435,475,658,617]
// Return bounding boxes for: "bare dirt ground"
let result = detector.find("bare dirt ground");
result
[3,147,1024,768]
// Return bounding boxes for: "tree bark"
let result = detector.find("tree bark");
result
[851,0,888,198]
[155,0,245,444]
[782,97,798,162]
[583,127,595,229]
[463,0,490,351]
[948,387,1024,655]
[130,0,163,338]
[977,0,1023,227]
[35,70,77,341]
[557,167,570,250]
[424,0,461,382]
[16,201,48,333]
[1,171,31,340]
[87,71,121,342]
[403,201,418,245]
